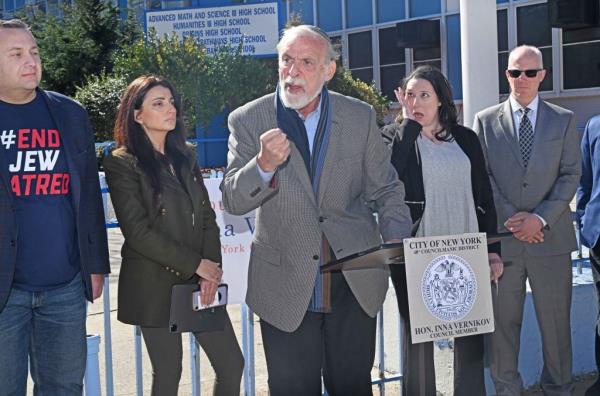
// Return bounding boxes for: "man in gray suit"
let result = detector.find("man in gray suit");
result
[474,45,581,396]
[221,25,411,395]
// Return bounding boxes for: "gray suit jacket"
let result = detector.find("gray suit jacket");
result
[474,99,581,257]
[221,92,412,332]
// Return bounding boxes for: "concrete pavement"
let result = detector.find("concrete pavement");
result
[23,225,595,395]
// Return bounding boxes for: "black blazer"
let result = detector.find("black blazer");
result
[382,119,500,255]
[0,89,110,310]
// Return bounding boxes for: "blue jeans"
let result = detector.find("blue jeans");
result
[0,274,87,396]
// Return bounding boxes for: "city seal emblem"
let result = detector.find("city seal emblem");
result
[421,254,477,322]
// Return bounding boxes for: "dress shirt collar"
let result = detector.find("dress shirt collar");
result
[296,95,322,122]
[509,95,539,116]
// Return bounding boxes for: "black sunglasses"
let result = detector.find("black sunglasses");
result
[507,69,542,78]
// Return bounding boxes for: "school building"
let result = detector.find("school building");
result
[2,0,599,127]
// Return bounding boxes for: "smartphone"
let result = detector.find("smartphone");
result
[192,284,228,311]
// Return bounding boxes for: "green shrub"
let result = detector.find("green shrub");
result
[74,73,128,142]
[113,32,276,131]
[76,30,388,143]
[26,0,140,96]
[329,68,390,126]
[111,32,388,130]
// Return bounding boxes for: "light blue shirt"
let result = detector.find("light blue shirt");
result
[301,96,323,155]
[509,95,539,139]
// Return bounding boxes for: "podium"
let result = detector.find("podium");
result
[320,243,404,272]
[320,232,511,273]
[323,232,512,343]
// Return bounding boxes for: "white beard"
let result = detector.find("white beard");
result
[279,78,323,110]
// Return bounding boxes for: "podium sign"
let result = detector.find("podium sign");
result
[403,232,494,344]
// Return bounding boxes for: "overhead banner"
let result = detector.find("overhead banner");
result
[145,1,281,56]
[204,178,254,304]
[403,233,495,343]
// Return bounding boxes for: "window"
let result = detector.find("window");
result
[412,20,441,73]
[145,0,160,10]
[4,0,14,12]
[376,0,405,24]
[379,26,406,100]
[413,47,441,70]
[317,0,342,32]
[446,14,462,99]
[562,27,600,89]
[346,0,373,28]
[47,0,60,16]
[516,3,553,91]
[128,0,144,22]
[289,0,314,24]
[330,35,343,61]
[348,30,373,84]
[33,0,46,13]
[446,0,459,13]
[202,0,236,6]
[404,19,441,94]
[163,0,190,8]
[409,0,440,18]
[497,9,509,94]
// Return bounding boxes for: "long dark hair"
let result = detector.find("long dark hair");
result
[113,75,189,201]
[402,65,458,142]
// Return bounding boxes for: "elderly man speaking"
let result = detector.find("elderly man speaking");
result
[221,25,411,395]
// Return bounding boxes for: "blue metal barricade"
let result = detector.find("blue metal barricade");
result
[84,335,102,396]
[96,171,406,395]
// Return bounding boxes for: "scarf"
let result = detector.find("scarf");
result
[275,84,332,195]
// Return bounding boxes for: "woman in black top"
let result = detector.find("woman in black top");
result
[382,65,503,396]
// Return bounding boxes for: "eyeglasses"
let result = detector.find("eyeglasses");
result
[507,69,542,78]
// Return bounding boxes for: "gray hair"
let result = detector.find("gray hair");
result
[508,45,544,68]
[0,19,31,31]
[276,24,339,63]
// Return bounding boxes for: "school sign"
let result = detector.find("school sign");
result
[145,1,282,57]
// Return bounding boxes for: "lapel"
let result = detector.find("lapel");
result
[266,105,316,205]
[497,99,525,168]
[0,140,14,202]
[532,100,553,144]
[159,160,187,193]
[316,115,342,206]
[287,141,316,205]
[178,157,198,210]
[40,90,83,212]
[526,99,554,168]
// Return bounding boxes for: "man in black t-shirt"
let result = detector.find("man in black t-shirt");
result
[0,19,109,394]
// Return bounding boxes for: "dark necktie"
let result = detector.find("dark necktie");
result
[518,107,534,167]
